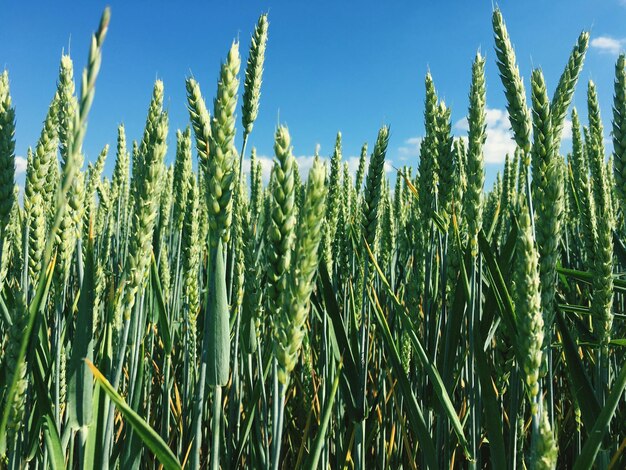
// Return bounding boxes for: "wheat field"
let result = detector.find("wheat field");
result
[0,6,625,470]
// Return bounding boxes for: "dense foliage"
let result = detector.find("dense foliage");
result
[1,7,625,470]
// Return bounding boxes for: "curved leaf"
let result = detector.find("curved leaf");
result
[574,361,626,469]
[85,359,181,470]
[370,288,439,469]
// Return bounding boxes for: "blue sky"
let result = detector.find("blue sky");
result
[2,1,626,191]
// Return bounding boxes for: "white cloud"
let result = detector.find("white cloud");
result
[591,36,625,55]
[242,154,273,183]
[15,156,27,175]
[561,118,573,140]
[393,107,575,170]
[346,156,362,175]
[398,137,422,161]
[241,154,329,184]
[346,155,393,175]
[243,152,393,187]
[455,118,469,132]
[485,108,508,128]
[295,155,317,177]
[398,108,517,166]
[483,129,516,164]
[454,107,516,164]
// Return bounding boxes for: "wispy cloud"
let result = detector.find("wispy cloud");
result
[294,155,318,177]
[243,154,321,183]
[398,137,422,161]
[591,36,625,55]
[242,154,275,183]
[561,118,573,141]
[456,110,572,163]
[399,108,517,166]
[454,107,516,164]
[243,153,392,185]
[346,155,393,175]
[15,156,27,175]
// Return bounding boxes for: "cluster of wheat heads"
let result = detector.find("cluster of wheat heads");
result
[1,6,626,470]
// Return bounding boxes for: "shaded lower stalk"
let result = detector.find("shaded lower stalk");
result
[161,353,171,441]
[53,298,63,428]
[271,383,286,470]
[211,385,222,470]
[102,315,131,468]
[257,339,271,464]
[190,249,213,470]
[227,301,243,457]
[355,259,371,470]
[468,260,477,470]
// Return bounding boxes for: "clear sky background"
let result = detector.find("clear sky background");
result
[2,1,626,191]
